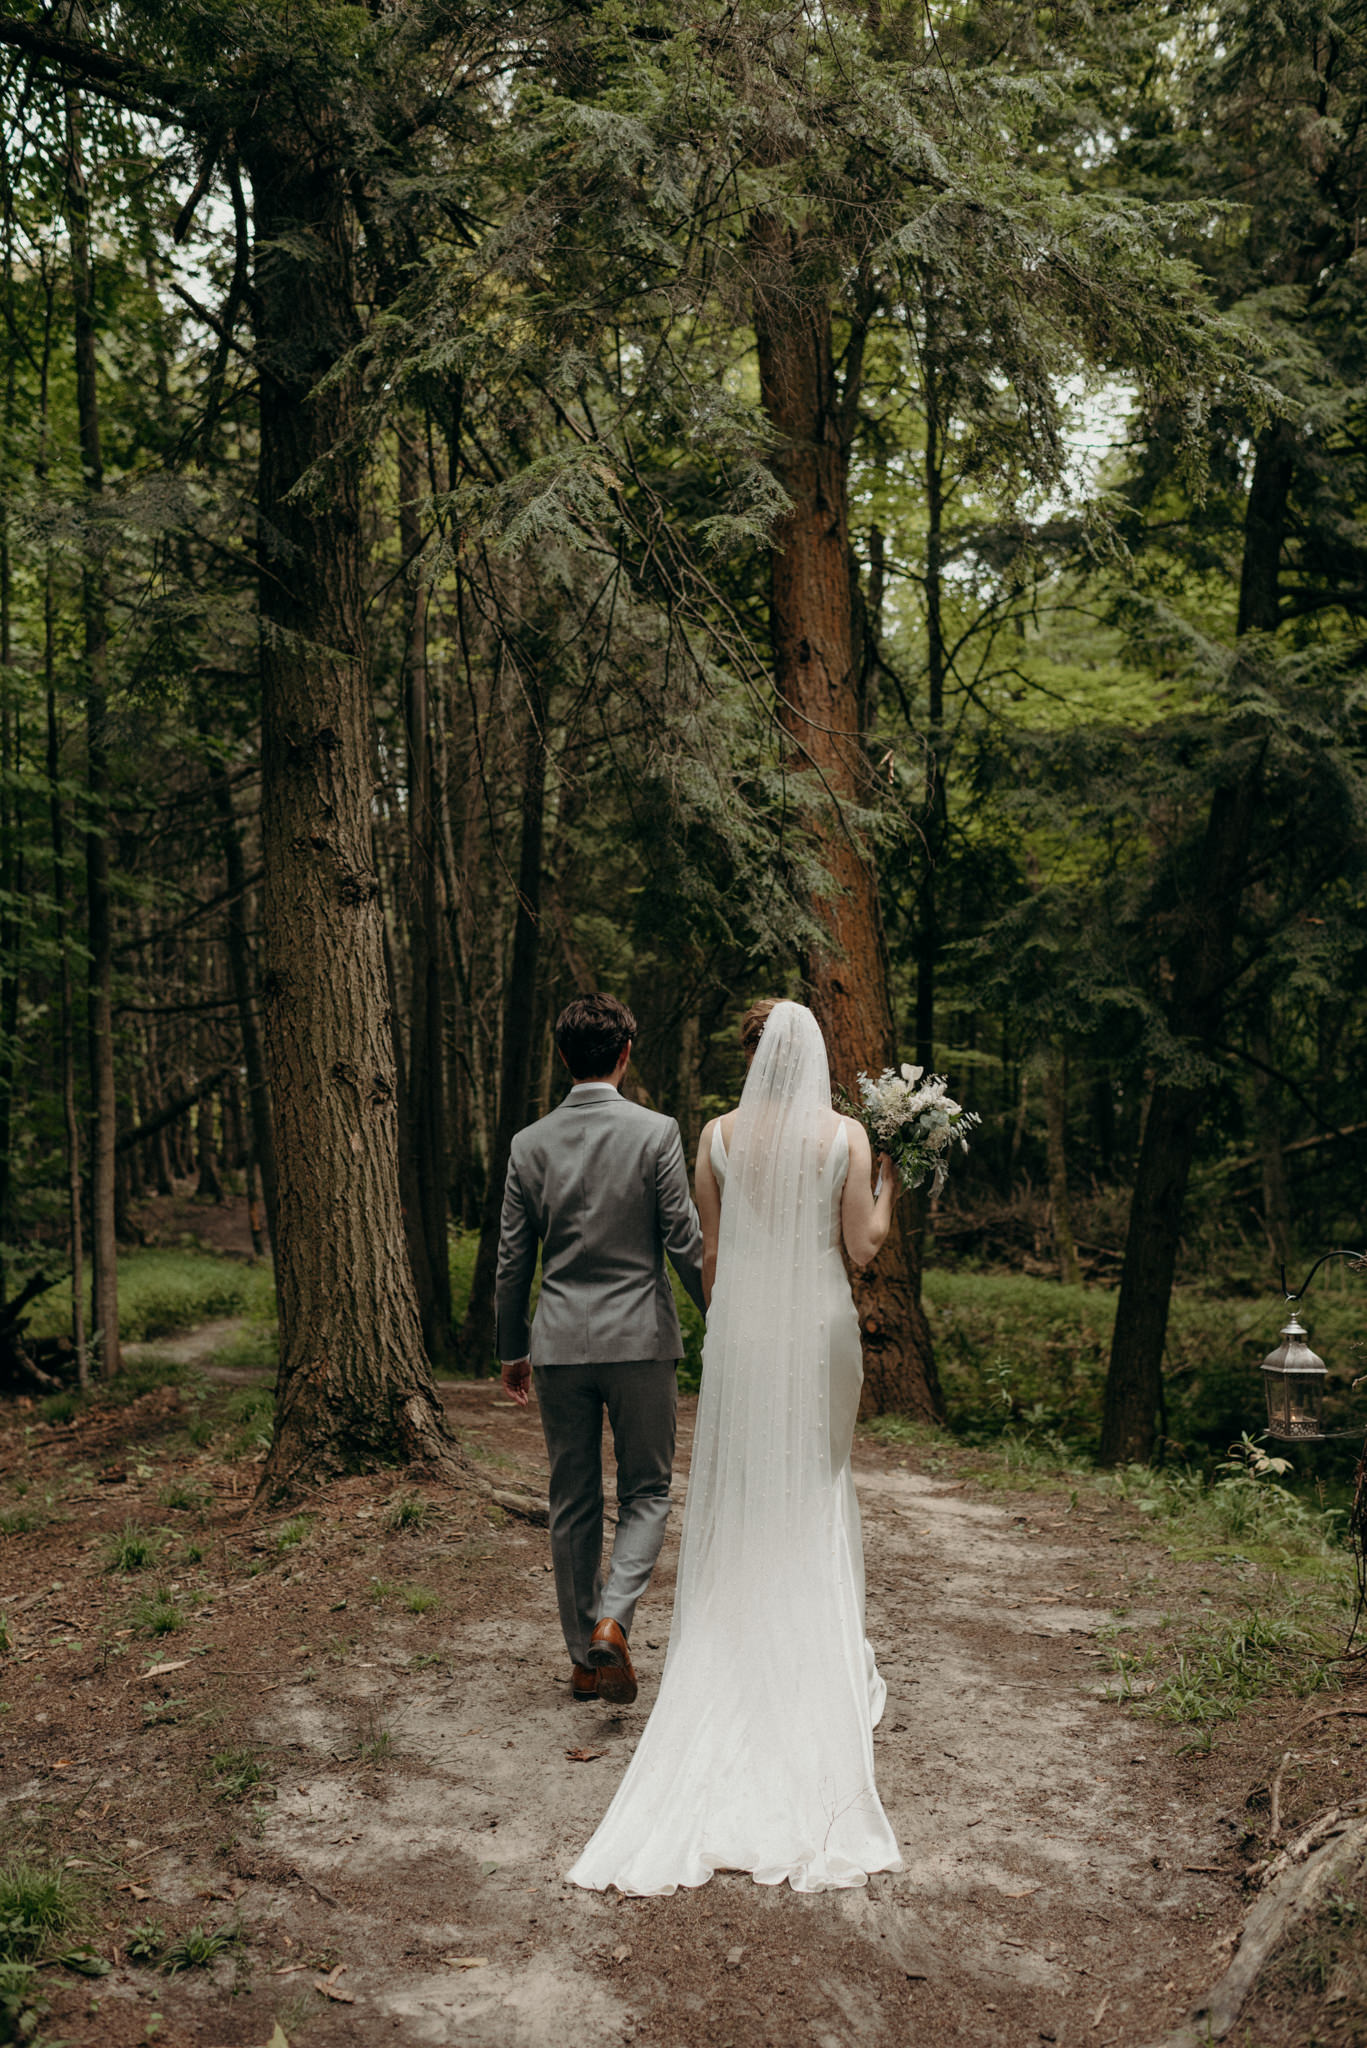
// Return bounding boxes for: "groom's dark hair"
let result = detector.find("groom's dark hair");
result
[556,993,637,1081]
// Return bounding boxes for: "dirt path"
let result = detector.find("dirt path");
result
[1,1375,1261,2048]
[123,1319,249,1373]
[236,1393,1227,2048]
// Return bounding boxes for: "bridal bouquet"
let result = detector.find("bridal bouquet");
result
[843,1063,981,1195]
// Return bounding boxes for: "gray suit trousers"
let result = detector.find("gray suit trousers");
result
[534,1359,678,1669]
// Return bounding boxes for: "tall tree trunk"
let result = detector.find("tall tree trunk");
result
[1250,1006,1291,1267]
[46,576,87,1387]
[204,745,279,1244]
[0,487,16,1277]
[195,1089,222,1199]
[914,335,948,1077]
[676,1007,702,1162]
[1101,425,1290,1463]
[1100,781,1269,1465]
[459,685,546,1372]
[63,84,118,1375]
[246,135,456,1497]
[752,221,940,1421]
[1042,1045,1081,1286]
[398,427,451,1360]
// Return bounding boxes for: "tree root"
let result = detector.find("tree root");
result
[1140,1811,1367,2045]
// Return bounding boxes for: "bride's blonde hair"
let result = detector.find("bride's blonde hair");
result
[739,997,782,1063]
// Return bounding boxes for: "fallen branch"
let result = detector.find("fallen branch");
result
[0,1269,63,1336]
[485,1485,550,1526]
[1268,1704,1367,1750]
[1139,1814,1367,2046]
[1269,1750,1293,1843]
[115,1068,231,1154]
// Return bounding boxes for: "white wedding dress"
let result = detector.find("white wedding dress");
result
[567,1001,902,1895]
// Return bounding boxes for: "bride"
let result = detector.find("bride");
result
[568,998,904,1895]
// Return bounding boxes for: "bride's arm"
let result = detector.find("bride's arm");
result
[694,1119,722,1310]
[841,1117,898,1267]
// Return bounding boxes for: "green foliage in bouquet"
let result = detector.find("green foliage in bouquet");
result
[840,1066,981,1195]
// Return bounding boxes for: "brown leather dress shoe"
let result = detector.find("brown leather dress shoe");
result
[585,1617,638,1705]
[571,1664,598,1702]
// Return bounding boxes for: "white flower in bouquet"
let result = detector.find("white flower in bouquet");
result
[845,1061,981,1194]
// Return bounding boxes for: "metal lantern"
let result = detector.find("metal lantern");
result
[1260,1314,1328,1441]
[1257,1248,1367,1445]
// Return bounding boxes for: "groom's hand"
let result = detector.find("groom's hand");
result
[501,1356,531,1407]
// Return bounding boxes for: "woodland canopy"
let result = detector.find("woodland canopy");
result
[0,0,1363,1490]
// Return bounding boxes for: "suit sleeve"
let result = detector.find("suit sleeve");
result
[494,1148,538,1362]
[656,1118,706,1316]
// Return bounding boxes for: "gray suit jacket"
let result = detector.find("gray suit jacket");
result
[495,1087,706,1365]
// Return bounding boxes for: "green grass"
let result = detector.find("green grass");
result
[218,1383,274,1453]
[208,1323,278,1374]
[158,1481,210,1513]
[0,1860,82,1963]
[1108,1440,1344,1563]
[0,1507,44,1536]
[1137,1609,1332,1725]
[357,1725,394,1763]
[131,1589,183,1638]
[27,1249,276,1346]
[208,1748,268,1802]
[0,1617,9,1656]
[384,1493,434,1533]
[401,1585,439,1614]
[273,1516,313,1552]
[103,1523,161,1574]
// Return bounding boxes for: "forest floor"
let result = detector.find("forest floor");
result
[2,1317,1366,2047]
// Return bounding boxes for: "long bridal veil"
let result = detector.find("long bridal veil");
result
[567,1001,901,1895]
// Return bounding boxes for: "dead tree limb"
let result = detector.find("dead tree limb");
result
[1140,1813,1367,2046]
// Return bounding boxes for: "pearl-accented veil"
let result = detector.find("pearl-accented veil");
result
[567,1001,902,1895]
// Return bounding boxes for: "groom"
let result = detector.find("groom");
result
[496,994,706,1706]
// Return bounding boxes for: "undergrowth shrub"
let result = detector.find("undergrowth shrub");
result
[1110,1437,1344,1558]
[26,1251,275,1346]
[922,1270,1366,1480]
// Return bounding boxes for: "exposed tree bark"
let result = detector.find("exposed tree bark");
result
[246,133,458,1497]
[459,677,546,1372]
[398,426,451,1362]
[1250,1005,1292,1267]
[0,475,17,1272]
[204,744,279,1244]
[1042,1045,1082,1286]
[915,326,948,1079]
[676,1007,702,1162]
[46,576,87,1388]
[752,218,940,1421]
[63,82,119,1376]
